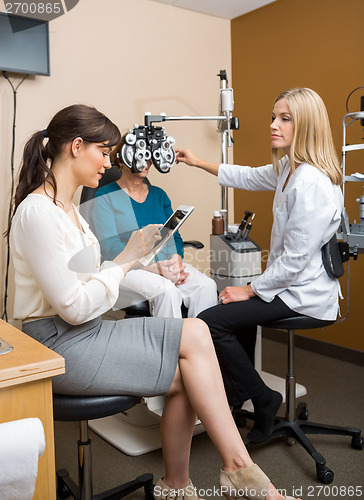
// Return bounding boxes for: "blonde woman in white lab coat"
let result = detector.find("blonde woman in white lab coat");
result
[176,87,343,443]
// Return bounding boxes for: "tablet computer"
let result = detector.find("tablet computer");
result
[139,205,194,266]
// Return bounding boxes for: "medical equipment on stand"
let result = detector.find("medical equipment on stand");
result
[210,216,262,380]
[340,109,364,256]
[210,211,261,290]
[336,99,364,323]
[142,69,238,232]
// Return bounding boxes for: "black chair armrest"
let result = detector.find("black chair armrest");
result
[183,240,204,249]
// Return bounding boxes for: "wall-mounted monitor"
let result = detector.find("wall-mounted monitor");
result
[0,12,50,76]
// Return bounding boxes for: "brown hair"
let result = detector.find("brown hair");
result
[10,104,121,225]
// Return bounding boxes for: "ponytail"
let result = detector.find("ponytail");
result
[14,130,57,213]
[5,130,56,239]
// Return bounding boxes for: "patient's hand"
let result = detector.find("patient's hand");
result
[176,269,189,286]
[157,254,188,285]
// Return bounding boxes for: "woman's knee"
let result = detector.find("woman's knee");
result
[205,276,218,293]
[180,318,213,353]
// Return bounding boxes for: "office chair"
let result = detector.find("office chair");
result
[53,393,155,499]
[79,165,203,318]
[233,316,363,484]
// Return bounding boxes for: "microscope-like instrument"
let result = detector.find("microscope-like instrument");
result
[117,124,176,173]
[139,71,261,290]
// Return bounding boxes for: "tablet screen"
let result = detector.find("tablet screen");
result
[160,209,186,239]
[139,206,194,266]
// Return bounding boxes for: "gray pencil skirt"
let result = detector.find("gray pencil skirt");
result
[22,315,183,396]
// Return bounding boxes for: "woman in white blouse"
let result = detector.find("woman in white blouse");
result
[176,88,343,444]
[8,104,300,500]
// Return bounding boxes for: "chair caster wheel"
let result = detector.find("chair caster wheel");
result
[56,470,72,499]
[57,481,72,499]
[351,435,364,450]
[297,402,308,420]
[317,466,334,484]
[298,408,309,420]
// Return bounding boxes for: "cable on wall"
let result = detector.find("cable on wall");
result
[2,71,29,321]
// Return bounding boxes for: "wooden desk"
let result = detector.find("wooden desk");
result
[0,319,65,500]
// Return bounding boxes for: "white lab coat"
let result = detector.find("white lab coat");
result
[218,157,343,320]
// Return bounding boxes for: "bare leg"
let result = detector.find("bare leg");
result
[161,319,300,500]
[160,365,196,488]
[175,318,253,470]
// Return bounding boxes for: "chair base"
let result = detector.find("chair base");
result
[56,469,154,500]
[233,402,363,484]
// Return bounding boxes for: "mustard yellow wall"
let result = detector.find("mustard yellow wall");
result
[231,0,364,351]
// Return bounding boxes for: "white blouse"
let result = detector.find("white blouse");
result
[218,158,343,320]
[10,194,124,325]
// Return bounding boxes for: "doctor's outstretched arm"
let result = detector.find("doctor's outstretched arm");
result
[176,148,220,176]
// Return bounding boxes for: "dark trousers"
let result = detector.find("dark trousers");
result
[198,296,301,407]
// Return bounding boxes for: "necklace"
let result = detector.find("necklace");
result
[68,204,84,232]
[41,183,83,231]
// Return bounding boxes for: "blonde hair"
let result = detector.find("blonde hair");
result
[272,88,342,185]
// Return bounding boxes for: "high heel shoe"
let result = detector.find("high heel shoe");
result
[154,477,202,500]
[219,463,295,500]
